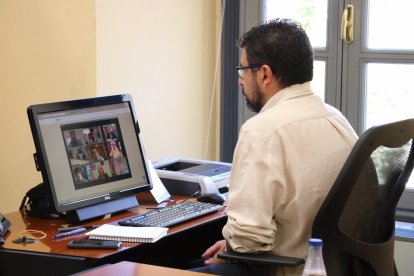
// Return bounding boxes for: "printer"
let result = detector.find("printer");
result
[152,157,231,196]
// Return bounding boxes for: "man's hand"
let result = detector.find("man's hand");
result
[202,240,227,265]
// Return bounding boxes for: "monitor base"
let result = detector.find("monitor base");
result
[66,195,139,223]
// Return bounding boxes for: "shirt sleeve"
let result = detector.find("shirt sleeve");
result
[222,124,287,253]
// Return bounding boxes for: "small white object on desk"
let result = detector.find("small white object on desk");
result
[86,224,168,243]
[147,159,171,203]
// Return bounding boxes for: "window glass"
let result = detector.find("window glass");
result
[367,0,414,50]
[365,63,414,128]
[365,63,414,188]
[265,0,328,48]
[311,60,326,100]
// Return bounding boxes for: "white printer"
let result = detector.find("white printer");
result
[152,157,231,196]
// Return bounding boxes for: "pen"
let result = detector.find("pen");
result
[53,227,86,239]
[57,225,99,232]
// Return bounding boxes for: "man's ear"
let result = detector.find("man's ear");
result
[261,65,273,87]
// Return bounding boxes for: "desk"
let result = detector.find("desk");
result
[0,193,226,276]
[76,261,213,276]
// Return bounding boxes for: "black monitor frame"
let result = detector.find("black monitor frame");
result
[27,94,152,222]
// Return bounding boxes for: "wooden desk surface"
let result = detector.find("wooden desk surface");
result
[78,261,214,276]
[2,193,226,260]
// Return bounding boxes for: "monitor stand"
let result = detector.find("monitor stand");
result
[66,195,139,223]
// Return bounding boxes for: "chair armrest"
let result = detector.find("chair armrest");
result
[217,251,305,267]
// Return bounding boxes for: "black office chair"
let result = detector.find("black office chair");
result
[218,119,414,276]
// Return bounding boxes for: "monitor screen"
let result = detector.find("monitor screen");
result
[27,94,151,214]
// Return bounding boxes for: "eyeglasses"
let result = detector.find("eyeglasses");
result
[236,65,261,78]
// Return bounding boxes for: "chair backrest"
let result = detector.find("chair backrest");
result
[312,119,414,276]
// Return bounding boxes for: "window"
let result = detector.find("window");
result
[221,0,414,220]
[265,0,329,100]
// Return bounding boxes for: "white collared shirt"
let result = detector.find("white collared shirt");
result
[222,82,357,275]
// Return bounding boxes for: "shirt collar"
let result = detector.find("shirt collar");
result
[260,82,313,113]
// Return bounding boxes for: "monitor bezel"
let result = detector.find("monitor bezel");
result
[27,94,152,213]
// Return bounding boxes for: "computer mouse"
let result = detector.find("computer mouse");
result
[197,193,226,205]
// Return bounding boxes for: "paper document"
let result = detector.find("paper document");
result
[147,159,171,203]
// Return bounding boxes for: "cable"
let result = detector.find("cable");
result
[204,0,227,159]
[18,230,47,240]
[12,229,47,244]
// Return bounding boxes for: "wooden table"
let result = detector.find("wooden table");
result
[77,261,214,276]
[0,193,226,276]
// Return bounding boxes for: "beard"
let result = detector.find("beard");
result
[242,81,264,113]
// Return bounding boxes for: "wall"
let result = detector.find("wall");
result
[0,0,220,213]
[0,0,96,213]
[395,240,414,276]
[96,0,220,161]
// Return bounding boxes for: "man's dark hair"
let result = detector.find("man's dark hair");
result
[238,18,313,87]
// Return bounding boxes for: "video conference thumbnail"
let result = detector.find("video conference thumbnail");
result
[61,119,131,190]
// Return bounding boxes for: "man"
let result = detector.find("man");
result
[193,19,357,275]
[105,126,118,141]
[88,127,98,144]
[73,166,88,183]
[68,130,82,147]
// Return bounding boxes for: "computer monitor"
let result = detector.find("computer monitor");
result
[27,94,152,222]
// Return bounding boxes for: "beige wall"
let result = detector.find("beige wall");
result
[96,0,220,161]
[0,1,96,213]
[0,0,220,214]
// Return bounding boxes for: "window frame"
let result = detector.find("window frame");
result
[220,0,414,221]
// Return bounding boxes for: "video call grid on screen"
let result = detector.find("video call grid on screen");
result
[37,102,148,208]
[61,118,132,189]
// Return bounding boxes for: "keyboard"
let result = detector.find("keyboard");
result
[118,201,222,227]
